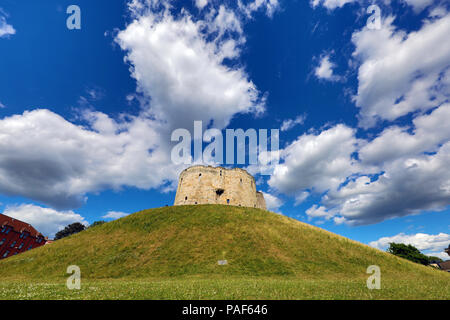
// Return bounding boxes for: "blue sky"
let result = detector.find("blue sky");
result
[0,0,449,259]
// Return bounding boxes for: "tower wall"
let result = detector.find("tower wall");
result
[174,166,266,210]
[256,191,266,210]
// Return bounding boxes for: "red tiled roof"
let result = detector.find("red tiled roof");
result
[0,213,42,238]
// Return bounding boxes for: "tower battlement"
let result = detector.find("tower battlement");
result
[174,166,266,210]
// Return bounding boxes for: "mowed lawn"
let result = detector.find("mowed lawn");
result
[1,274,449,300]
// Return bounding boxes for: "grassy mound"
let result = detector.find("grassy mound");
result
[0,205,448,299]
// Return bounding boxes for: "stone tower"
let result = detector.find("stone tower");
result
[174,165,266,210]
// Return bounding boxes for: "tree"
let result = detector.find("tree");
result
[90,221,106,228]
[387,243,434,266]
[54,222,86,240]
[427,256,443,263]
[445,244,450,257]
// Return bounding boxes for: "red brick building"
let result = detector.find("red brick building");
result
[0,213,47,260]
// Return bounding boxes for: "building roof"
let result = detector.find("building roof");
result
[0,213,43,238]
[438,261,450,271]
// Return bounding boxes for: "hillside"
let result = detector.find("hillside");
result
[0,205,448,299]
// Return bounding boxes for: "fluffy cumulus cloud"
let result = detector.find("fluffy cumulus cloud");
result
[314,55,339,81]
[403,0,434,12]
[358,103,450,166]
[270,104,450,225]
[311,0,356,10]
[268,124,360,194]
[116,0,272,131]
[272,7,450,225]
[3,204,87,238]
[306,204,335,220]
[0,10,15,38]
[262,192,283,211]
[195,0,208,10]
[324,141,450,225]
[352,14,450,128]
[102,211,129,220]
[310,11,450,223]
[0,0,279,210]
[429,6,447,18]
[0,109,180,209]
[238,0,280,18]
[320,104,450,225]
[369,232,450,260]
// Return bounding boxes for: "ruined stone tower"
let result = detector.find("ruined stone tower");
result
[174,165,267,210]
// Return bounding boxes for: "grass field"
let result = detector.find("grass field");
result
[0,205,448,299]
[0,277,448,300]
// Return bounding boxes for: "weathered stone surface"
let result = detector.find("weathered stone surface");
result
[256,192,266,210]
[174,165,266,210]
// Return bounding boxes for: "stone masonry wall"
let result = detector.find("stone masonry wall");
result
[174,166,266,210]
[256,192,266,210]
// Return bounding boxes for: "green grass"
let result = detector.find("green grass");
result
[0,277,448,300]
[0,205,448,299]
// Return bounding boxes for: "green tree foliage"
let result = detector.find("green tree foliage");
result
[54,222,86,240]
[387,243,439,265]
[90,221,107,228]
[427,256,443,263]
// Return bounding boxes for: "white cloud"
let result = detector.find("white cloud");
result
[268,124,360,194]
[85,86,105,101]
[369,232,450,260]
[306,205,335,219]
[3,204,87,239]
[210,5,243,40]
[245,7,450,227]
[0,102,5,109]
[295,191,310,205]
[324,140,450,225]
[195,0,208,10]
[238,0,280,18]
[319,104,450,225]
[359,103,450,166]
[333,216,346,225]
[262,4,450,227]
[115,1,266,132]
[0,109,181,209]
[262,192,283,211]
[429,6,447,18]
[352,14,450,128]
[0,14,15,38]
[311,0,433,12]
[274,9,450,225]
[269,103,450,225]
[102,211,129,220]
[280,115,306,131]
[315,55,339,81]
[425,251,450,261]
[403,0,433,13]
[0,0,279,210]
[311,0,356,10]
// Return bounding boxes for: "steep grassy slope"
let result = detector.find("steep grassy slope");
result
[0,205,447,285]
